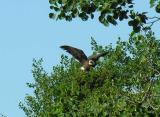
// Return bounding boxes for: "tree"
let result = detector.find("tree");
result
[20,0,160,117]
[20,31,160,116]
[49,0,160,33]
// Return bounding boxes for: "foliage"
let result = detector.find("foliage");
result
[19,1,160,116]
[150,0,160,12]
[49,0,133,24]
[48,0,160,33]
[20,31,160,116]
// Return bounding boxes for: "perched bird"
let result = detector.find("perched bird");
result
[60,45,108,71]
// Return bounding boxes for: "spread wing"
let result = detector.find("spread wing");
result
[60,45,88,64]
[88,51,108,62]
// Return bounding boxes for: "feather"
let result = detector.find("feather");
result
[88,51,108,62]
[60,45,88,64]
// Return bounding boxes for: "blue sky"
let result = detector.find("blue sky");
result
[0,0,159,116]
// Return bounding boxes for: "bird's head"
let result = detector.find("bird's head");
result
[88,60,95,66]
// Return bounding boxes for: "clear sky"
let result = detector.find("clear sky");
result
[0,0,159,117]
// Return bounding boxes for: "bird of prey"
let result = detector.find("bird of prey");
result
[60,45,108,71]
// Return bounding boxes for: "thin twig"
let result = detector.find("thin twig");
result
[148,16,160,19]
[147,17,160,27]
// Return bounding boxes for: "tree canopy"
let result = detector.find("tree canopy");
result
[20,0,160,117]
[20,31,160,116]
[49,0,160,33]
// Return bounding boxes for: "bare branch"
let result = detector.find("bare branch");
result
[147,17,160,27]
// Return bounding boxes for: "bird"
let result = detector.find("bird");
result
[60,45,108,71]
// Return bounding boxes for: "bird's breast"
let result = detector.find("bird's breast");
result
[81,61,90,71]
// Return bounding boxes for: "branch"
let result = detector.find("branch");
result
[147,17,160,27]
[140,79,154,103]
